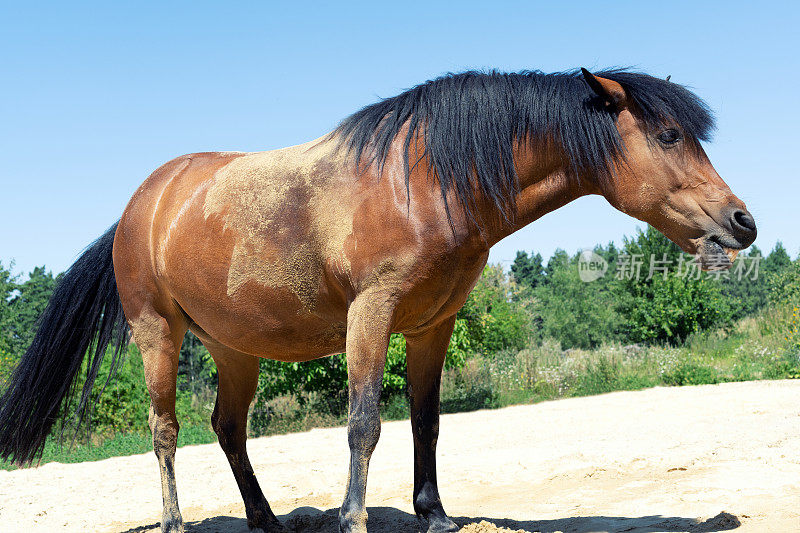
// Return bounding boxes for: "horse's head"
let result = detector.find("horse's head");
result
[582,70,756,269]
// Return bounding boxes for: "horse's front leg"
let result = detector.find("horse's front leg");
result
[405,316,459,533]
[338,295,392,533]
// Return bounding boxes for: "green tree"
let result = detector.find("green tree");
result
[770,257,800,305]
[178,332,217,395]
[533,251,621,349]
[623,274,730,344]
[257,354,349,408]
[601,241,620,268]
[721,246,769,319]
[545,249,570,280]
[619,226,683,275]
[0,263,17,355]
[764,242,792,275]
[510,251,545,289]
[720,243,795,320]
[0,262,19,382]
[254,319,473,416]
[7,266,58,357]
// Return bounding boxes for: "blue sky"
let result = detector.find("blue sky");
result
[1,1,798,276]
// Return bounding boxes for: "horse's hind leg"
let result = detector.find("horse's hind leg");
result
[405,316,459,533]
[129,307,188,533]
[203,340,287,532]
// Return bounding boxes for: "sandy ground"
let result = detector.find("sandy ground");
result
[1,380,799,533]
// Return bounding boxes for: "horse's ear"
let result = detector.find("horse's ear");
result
[581,68,627,108]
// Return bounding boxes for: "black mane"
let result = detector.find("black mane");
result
[334,68,715,224]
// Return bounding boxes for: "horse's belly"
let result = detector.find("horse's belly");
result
[203,320,347,362]
[182,288,348,361]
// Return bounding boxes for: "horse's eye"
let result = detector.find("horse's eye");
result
[657,129,681,146]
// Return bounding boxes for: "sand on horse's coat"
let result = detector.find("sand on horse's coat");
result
[202,137,355,309]
[1,380,798,532]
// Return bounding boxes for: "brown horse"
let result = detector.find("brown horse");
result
[0,68,756,533]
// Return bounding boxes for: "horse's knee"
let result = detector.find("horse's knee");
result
[347,383,382,451]
[347,408,381,455]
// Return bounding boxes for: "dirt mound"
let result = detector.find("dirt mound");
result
[456,520,529,533]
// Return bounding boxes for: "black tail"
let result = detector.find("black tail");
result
[0,222,129,465]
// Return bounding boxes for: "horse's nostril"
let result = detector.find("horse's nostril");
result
[732,210,756,232]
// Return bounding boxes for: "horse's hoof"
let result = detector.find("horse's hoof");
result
[426,516,459,533]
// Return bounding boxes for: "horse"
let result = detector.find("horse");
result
[0,68,756,533]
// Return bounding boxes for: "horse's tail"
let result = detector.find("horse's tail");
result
[0,222,130,465]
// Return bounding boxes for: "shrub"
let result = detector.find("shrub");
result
[249,392,343,438]
[771,260,800,306]
[622,275,732,344]
[0,346,15,386]
[84,345,151,436]
[761,351,800,380]
[440,358,498,413]
[614,226,735,345]
[380,393,410,420]
[458,265,530,352]
[573,356,621,396]
[257,354,349,411]
[383,334,408,396]
[662,360,719,386]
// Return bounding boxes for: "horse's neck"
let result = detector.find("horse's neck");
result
[481,146,592,247]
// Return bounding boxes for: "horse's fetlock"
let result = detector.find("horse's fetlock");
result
[414,482,441,515]
[339,505,368,533]
[160,509,184,533]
